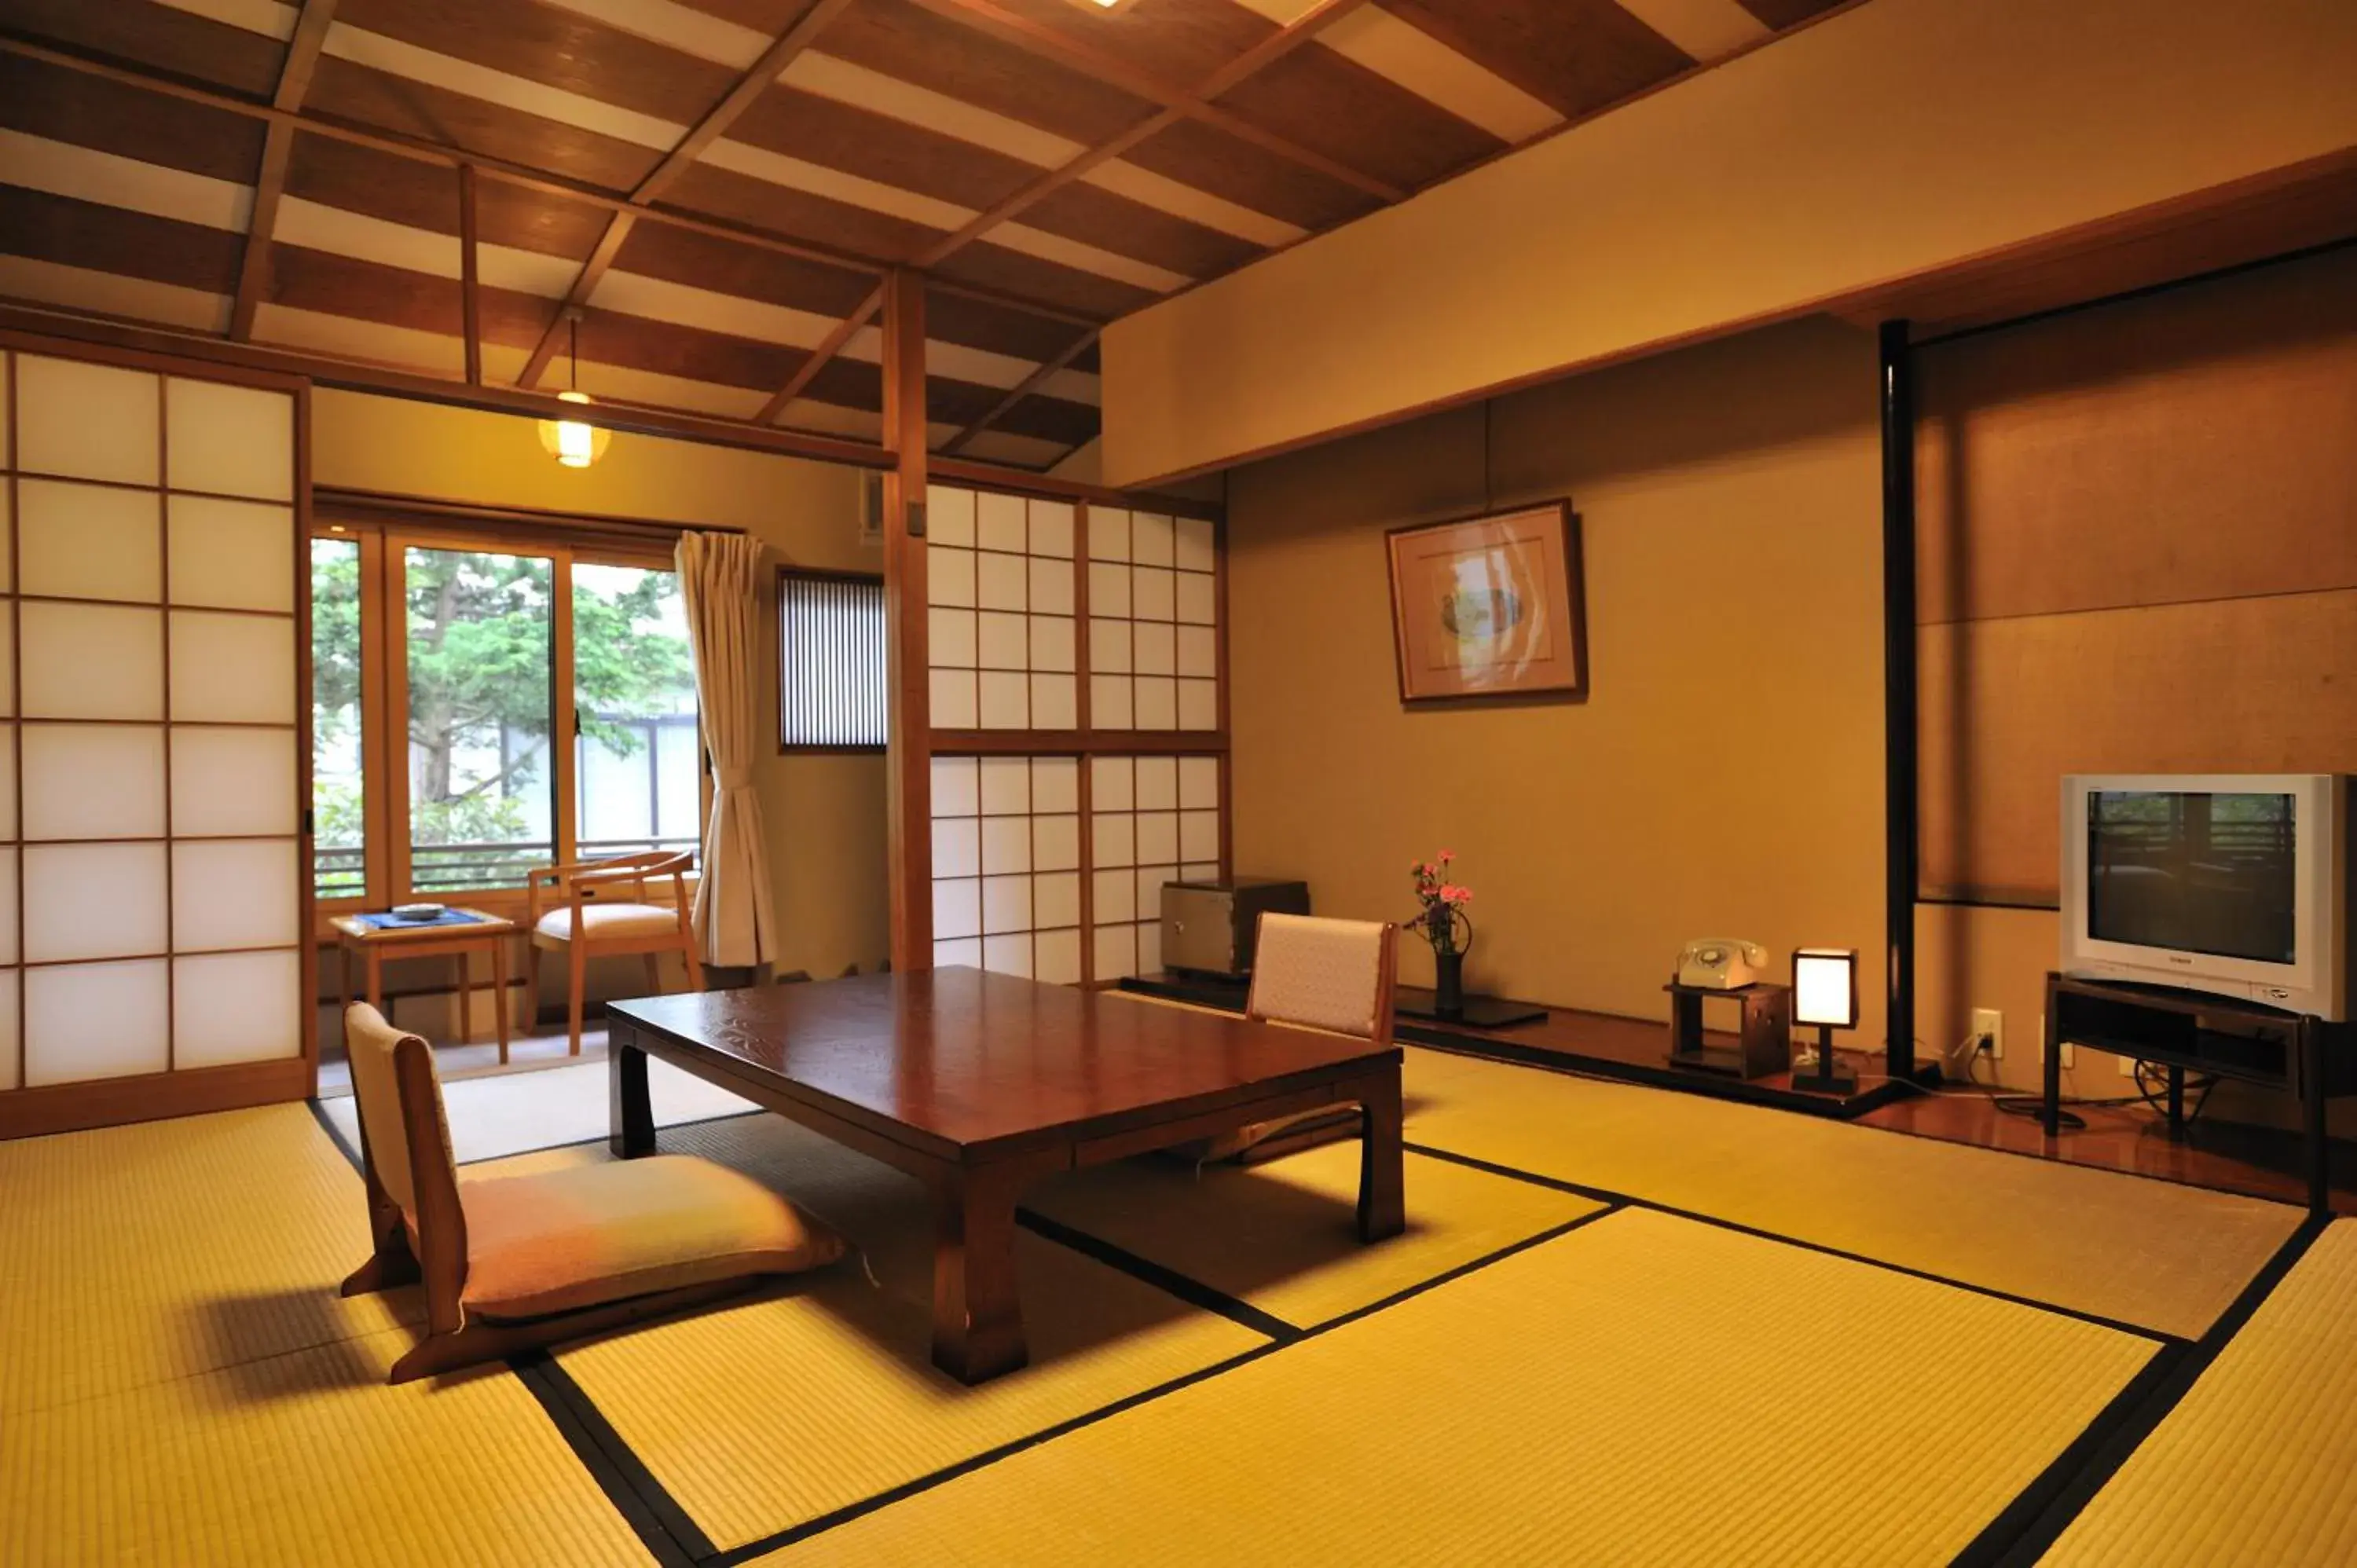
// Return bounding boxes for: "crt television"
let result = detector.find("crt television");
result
[2061,775,2352,1020]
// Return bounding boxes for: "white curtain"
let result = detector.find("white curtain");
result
[676,531,777,968]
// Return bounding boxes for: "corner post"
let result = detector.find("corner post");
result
[1879,319,1919,1082]
[882,269,933,971]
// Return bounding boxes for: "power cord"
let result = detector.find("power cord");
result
[1915,1028,2219,1130]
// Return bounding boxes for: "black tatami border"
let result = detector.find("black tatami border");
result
[1399,1140,2185,1347]
[1014,1206,1303,1343]
[1969,1212,2330,1567]
[707,1202,1628,1566]
[300,1084,2317,1568]
[511,1350,717,1568]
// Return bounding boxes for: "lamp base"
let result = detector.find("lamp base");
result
[1788,1064,1859,1097]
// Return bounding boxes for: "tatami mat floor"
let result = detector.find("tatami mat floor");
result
[2,1042,2347,1566]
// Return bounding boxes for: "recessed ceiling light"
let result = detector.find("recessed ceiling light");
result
[1070,0,1142,12]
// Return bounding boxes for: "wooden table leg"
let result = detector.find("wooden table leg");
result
[339,942,352,1020]
[1356,1065,1406,1243]
[609,1029,655,1158]
[932,1163,1029,1384]
[491,937,510,1065]
[365,948,383,1016]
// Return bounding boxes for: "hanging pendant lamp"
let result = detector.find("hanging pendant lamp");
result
[536,310,612,469]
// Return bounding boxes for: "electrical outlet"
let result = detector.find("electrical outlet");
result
[1970,1006,2004,1060]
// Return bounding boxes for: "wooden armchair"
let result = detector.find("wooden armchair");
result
[523,849,703,1054]
[338,1002,843,1383]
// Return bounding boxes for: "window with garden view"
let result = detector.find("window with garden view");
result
[310,523,701,903]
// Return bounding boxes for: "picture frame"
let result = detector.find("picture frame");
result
[1385,500,1587,704]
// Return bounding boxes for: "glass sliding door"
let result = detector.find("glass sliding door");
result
[310,534,366,901]
[399,545,555,896]
[571,562,699,863]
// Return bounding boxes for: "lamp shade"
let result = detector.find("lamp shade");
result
[1792,947,1859,1028]
[536,390,612,469]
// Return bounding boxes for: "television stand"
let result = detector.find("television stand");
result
[2043,973,2354,1214]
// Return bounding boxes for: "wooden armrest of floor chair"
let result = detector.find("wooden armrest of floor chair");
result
[336,1002,844,1383]
[1170,913,1399,1164]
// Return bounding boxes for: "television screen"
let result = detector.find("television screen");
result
[2087,790,2297,964]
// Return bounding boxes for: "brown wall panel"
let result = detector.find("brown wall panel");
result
[1917,246,2357,907]
[1919,590,2357,903]
[1917,244,2357,626]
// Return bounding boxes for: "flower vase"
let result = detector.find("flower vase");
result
[1433,947,1465,1020]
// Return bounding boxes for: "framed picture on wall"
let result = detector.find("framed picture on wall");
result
[1385,501,1586,703]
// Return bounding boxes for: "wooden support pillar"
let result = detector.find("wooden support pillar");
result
[1879,318,1919,1083]
[882,268,933,971]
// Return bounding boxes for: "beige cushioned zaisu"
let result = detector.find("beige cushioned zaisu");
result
[460,1156,843,1321]
[342,1002,845,1345]
[1248,913,1388,1036]
[535,902,680,940]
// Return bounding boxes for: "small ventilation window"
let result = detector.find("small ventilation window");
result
[778,568,887,752]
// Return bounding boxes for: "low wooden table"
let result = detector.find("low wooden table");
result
[332,909,517,1064]
[607,969,1406,1383]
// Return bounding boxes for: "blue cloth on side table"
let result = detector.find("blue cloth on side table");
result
[358,909,489,930]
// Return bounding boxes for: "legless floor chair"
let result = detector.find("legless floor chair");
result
[1184,913,1400,1164]
[339,1003,844,1383]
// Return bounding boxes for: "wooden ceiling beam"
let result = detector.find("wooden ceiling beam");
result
[754,280,883,426]
[937,327,1100,457]
[638,0,856,200]
[915,0,1381,273]
[906,0,1403,203]
[916,112,1173,269]
[226,0,338,342]
[914,0,1376,452]
[0,299,1223,511]
[458,163,481,384]
[516,215,633,388]
[0,36,1103,334]
[518,0,856,389]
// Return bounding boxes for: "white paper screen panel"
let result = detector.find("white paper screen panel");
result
[925,486,1079,733]
[1087,510,1219,734]
[168,496,297,611]
[24,842,170,962]
[174,950,303,1068]
[20,601,164,720]
[0,848,16,965]
[1089,754,1222,982]
[0,346,304,1099]
[0,971,16,1093]
[21,724,167,840]
[19,480,162,602]
[170,612,298,724]
[25,960,170,1086]
[170,727,299,837]
[14,356,159,486]
[166,379,295,502]
[929,754,1083,984]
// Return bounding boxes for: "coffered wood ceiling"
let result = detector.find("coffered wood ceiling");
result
[0,0,1846,470]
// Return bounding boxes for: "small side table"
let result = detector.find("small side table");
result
[1665,980,1793,1080]
[332,910,518,1063]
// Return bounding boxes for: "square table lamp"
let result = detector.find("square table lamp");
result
[1791,946,1859,1094]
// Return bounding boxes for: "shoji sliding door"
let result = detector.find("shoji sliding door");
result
[0,339,310,1139]
[925,484,1229,987]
